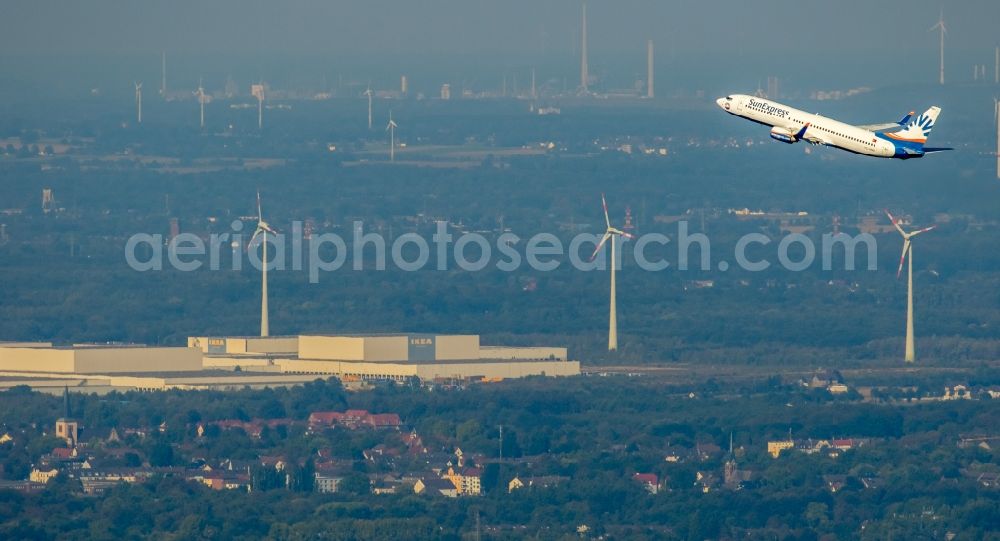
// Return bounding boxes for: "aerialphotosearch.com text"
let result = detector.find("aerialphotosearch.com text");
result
[125,220,879,283]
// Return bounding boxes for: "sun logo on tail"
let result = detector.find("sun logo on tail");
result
[888,113,934,143]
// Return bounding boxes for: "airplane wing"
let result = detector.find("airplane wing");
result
[798,125,830,146]
[856,111,915,132]
[802,133,830,145]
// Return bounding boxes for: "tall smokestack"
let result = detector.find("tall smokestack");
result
[647,39,654,98]
[581,2,589,92]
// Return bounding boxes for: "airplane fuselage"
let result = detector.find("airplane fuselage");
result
[717,94,903,158]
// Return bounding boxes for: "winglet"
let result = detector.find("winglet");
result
[897,111,915,126]
[794,123,810,140]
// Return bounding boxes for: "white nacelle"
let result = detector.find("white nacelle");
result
[769,126,798,144]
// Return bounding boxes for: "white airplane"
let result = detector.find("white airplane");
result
[716,94,951,159]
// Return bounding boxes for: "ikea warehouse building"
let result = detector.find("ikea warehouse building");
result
[281,334,577,381]
[0,334,578,393]
[193,334,579,381]
[0,344,202,374]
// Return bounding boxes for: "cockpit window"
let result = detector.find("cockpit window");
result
[725,96,733,101]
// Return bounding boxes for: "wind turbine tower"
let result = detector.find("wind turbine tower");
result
[930,11,946,85]
[386,111,398,162]
[364,86,373,130]
[590,194,635,351]
[134,82,143,124]
[886,210,937,362]
[194,79,206,128]
[252,84,265,130]
[647,39,654,98]
[252,193,277,337]
[580,2,589,93]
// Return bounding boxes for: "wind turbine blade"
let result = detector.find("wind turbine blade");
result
[910,224,937,237]
[896,239,910,279]
[620,231,636,240]
[257,192,263,221]
[601,194,610,229]
[884,209,906,237]
[590,233,612,261]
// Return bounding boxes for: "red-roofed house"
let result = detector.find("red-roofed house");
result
[308,412,344,430]
[309,410,401,431]
[831,439,854,451]
[50,447,78,460]
[633,473,660,494]
[367,413,402,429]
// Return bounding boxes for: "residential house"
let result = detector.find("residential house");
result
[189,471,251,491]
[633,473,660,494]
[29,468,59,484]
[767,439,794,459]
[695,442,722,461]
[809,369,844,389]
[823,474,848,493]
[963,470,1000,489]
[507,475,569,493]
[364,444,401,466]
[860,477,884,490]
[79,470,140,495]
[797,439,832,455]
[308,410,402,431]
[943,385,971,401]
[315,473,343,494]
[445,466,482,496]
[401,430,427,455]
[695,471,719,493]
[414,477,458,497]
[663,445,692,463]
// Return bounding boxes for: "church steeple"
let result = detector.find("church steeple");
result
[62,386,71,419]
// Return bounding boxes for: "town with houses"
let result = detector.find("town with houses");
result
[3,373,998,502]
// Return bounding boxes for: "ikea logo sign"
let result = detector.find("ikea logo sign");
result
[408,336,436,361]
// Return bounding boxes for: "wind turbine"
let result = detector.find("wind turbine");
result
[251,192,278,337]
[134,82,143,124]
[590,194,635,351]
[886,209,936,363]
[194,79,206,128]
[930,10,946,85]
[364,85,373,130]
[251,83,265,130]
[386,111,398,161]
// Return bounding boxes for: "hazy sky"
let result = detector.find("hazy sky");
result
[2,0,998,57]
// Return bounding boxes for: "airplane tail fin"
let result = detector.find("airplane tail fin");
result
[879,106,941,150]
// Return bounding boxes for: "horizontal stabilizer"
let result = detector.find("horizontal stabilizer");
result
[858,111,916,132]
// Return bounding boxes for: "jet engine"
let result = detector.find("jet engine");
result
[769,126,799,144]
